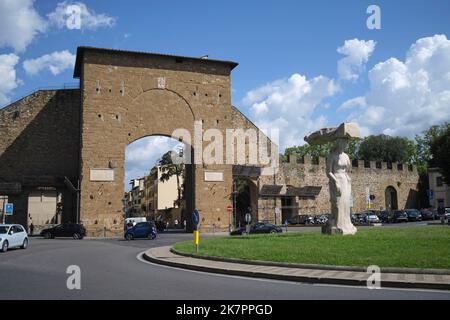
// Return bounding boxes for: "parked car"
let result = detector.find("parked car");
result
[405,209,422,222]
[380,211,391,223]
[420,210,434,221]
[230,223,282,236]
[352,213,364,225]
[363,211,381,223]
[288,215,309,225]
[446,208,450,219]
[391,210,409,223]
[124,221,157,240]
[0,224,28,252]
[40,223,86,239]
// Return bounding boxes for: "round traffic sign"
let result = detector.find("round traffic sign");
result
[192,209,200,225]
[227,204,233,212]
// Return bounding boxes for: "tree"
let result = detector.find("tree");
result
[158,147,185,207]
[357,135,415,163]
[284,139,360,162]
[429,125,450,184]
[414,123,450,174]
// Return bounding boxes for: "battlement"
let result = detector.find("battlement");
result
[283,154,417,174]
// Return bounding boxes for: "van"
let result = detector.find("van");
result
[124,217,147,229]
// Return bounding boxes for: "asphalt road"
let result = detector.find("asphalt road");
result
[0,226,449,300]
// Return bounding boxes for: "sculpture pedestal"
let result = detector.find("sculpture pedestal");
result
[322,222,357,235]
[322,225,343,235]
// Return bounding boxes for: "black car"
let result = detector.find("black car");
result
[405,209,422,222]
[230,223,282,236]
[420,210,434,221]
[380,211,391,223]
[391,210,409,223]
[40,223,86,239]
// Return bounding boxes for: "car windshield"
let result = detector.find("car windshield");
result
[0,226,9,234]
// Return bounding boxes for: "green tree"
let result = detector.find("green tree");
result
[429,125,450,184]
[284,139,360,162]
[158,147,185,207]
[414,123,450,174]
[357,135,415,163]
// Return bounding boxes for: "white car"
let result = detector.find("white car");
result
[0,224,28,252]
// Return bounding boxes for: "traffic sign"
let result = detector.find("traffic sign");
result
[245,213,252,224]
[192,209,200,226]
[227,204,233,212]
[4,203,13,216]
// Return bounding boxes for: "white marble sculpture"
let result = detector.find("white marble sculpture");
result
[304,123,361,235]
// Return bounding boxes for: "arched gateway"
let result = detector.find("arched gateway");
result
[74,47,271,236]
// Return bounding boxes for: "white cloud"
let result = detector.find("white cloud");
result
[243,73,339,149]
[338,96,366,111]
[347,34,450,138]
[23,50,76,76]
[0,0,47,52]
[0,54,20,105]
[337,39,376,81]
[125,136,182,190]
[47,1,115,30]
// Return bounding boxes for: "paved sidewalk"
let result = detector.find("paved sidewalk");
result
[143,246,450,291]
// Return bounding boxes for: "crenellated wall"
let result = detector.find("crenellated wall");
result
[258,154,419,224]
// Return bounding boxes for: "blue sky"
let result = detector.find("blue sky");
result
[1,0,449,188]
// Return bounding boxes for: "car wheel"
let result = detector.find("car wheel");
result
[44,232,52,239]
[270,230,277,234]
[1,240,8,253]
[21,238,28,249]
[73,233,81,240]
[125,233,133,241]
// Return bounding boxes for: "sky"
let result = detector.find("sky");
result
[1,0,449,190]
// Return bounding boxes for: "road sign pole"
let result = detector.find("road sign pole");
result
[227,204,233,233]
[2,198,5,224]
[192,209,200,253]
[194,229,199,253]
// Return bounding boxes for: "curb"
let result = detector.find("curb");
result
[142,248,450,291]
[170,248,450,276]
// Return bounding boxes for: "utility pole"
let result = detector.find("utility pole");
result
[233,179,237,229]
[1,196,6,224]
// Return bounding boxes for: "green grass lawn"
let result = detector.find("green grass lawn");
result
[173,227,450,269]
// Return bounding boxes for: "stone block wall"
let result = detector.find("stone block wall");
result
[0,89,81,227]
[258,155,419,223]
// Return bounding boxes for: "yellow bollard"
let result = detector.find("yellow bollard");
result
[193,230,199,253]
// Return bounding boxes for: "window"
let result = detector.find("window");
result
[437,176,444,187]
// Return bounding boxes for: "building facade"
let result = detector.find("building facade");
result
[428,168,450,209]
[145,166,182,213]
